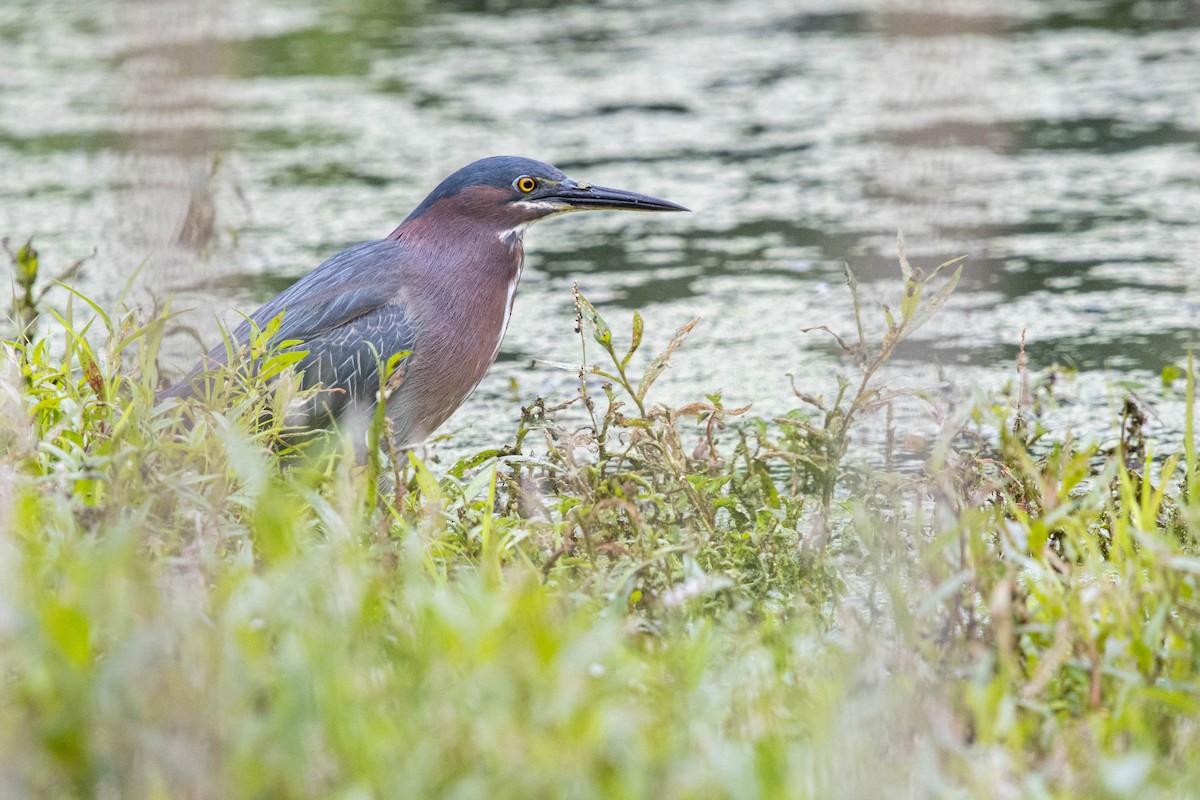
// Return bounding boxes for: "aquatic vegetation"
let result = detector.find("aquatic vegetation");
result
[3,240,1200,798]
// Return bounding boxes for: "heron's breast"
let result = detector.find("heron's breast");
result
[389,242,525,440]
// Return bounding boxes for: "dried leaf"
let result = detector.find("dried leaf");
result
[897,230,913,282]
[84,356,105,401]
[906,264,963,333]
[636,317,699,404]
[799,324,856,356]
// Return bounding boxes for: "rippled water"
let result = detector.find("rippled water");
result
[3,0,1199,458]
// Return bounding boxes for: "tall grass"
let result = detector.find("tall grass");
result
[3,240,1199,798]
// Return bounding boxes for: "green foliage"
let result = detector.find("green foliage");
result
[3,240,1200,798]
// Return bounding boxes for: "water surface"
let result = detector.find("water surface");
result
[3,0,1198,459]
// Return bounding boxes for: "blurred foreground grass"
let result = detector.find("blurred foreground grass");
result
[3,239,1200,799]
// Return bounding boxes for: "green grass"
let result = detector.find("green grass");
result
[3,240,1200,798]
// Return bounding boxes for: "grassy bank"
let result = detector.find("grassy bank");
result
[3,240,1200,799]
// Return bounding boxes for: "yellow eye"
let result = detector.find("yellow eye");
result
[516,176,537,193]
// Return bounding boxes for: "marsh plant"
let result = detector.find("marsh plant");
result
[3,239,1200,798]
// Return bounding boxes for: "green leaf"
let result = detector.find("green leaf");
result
[450,449,503,479]
[900,279,922,322]
[882,304,896,331]
[576,292,613,351]
[1162,363,1183,387]
[844,264,866,346]
[45,603,91,668]
[757,464,780,509]
[54,280,113,336]
[622,311,644,369]
[464,461,502,501]
[216,417,270,502]
[16,239,39,287]
[410,452,442,505]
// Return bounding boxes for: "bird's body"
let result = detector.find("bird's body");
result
[160,156,685,448]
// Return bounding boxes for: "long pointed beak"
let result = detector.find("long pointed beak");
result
[544,183,689,212]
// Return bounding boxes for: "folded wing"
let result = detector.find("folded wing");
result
[158,239,418,425]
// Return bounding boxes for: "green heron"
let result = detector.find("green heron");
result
[160,156,687,447]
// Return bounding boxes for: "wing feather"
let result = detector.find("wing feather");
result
[159,239,418,408]
[291,302,416,424]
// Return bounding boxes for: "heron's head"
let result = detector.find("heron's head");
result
[400,155,688,235]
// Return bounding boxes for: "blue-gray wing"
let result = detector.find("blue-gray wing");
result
[159,239,417,408]
[290,302,416,424]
